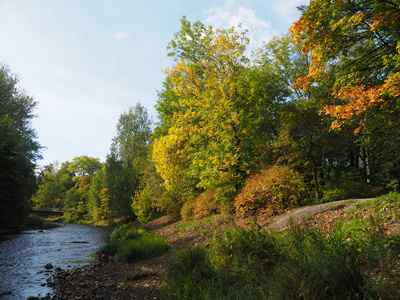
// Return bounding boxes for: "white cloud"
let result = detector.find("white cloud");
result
[204,3,274,51]
[272,0,306,22]
[113,30,130,41]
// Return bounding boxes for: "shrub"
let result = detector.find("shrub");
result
[211,228,279,276]
[234,164,306,216]
[116,235,170,263]
[273,225,367,299]
[159,245,219,298]
[180,198,196,221]
[193,190,219,219]
[101,225,169,263]
[100,241,120,256]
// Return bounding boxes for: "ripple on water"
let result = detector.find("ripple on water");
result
[0,223,109,299]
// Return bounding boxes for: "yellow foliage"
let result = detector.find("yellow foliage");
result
[152,126,190,190]
[154,25,251,193]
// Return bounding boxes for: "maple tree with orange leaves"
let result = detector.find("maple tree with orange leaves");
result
[290,0,400,133]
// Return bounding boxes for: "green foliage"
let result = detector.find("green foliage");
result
[106,103,152,219]
[110,226,147,242]
[131,157,166,224]
[210,228,279,277]
[100,225,170,262]
[153,18,287,215]
[321,180,383,203]
[159,213,400,299]
[101,225,169,263]
[160,246,218,299]
[100,241,120,257]
[116,235,170,263]
[235,165,306,216]
[274,225,366,299]
[0,65,41,229]
[131,189,153,224]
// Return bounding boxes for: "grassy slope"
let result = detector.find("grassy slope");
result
[145,193,400,299]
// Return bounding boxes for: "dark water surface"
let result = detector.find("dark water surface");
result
[0,223,110,299]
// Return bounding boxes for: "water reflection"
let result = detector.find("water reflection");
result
[0,223,109,299]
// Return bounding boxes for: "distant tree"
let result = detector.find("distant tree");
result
[32,162,74,209]
[106,103,152,219]
[0,64,41,229]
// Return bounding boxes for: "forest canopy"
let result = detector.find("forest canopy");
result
[0,64,41,229]
[27,2,400,224]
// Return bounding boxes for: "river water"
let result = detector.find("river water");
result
[0,223,110,299]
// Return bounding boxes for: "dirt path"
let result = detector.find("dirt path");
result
[266,198,374,230]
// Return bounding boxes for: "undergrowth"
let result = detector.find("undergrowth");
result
[100,225,170,263]
[158,193,400,299]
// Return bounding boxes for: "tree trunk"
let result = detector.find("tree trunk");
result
[312,164,321,202]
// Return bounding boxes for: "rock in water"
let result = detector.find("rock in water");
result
[44,263,53,269]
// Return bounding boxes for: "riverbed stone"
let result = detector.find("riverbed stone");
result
[44,263,53,269]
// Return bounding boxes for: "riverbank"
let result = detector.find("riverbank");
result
[44,195,400,299]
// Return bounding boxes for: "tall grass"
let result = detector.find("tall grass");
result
[100,225,170,263]
[158,215,400,299]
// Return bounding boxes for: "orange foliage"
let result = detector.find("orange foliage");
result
[290,0,400,131]
[193,190,218,219]
[320,84,389,134]
[234,165,306,216]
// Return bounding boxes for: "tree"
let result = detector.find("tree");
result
[106,103,152,218]
[153,20,251,205]
[290,0,400,132]
[153,18,288,211]
[32,162,74,209]
[0,65,41,229]
[290,0,400,186]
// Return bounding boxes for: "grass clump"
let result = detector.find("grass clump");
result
[158,195,400,299]
[117,235,170,263]
[100,225,169,263]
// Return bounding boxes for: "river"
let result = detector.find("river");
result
[0,223,110,299]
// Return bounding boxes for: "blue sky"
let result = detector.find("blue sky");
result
[0,0,308,166]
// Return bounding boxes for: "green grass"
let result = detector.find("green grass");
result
[157,193,400,299]
[117,235,170,263]
[100,225,170,263]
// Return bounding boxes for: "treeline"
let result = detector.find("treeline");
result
[0,65,41,229]
[31,1,400,223]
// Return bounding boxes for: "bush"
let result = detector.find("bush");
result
[181,190,219,220]
[100,241,120,256]
[211,228,279,276]
[193,190,219,219]
[235,164,306,216]
[159,214,400,299]
[273,225,366,299]
[117,235,170,263]
[159,245,219,299]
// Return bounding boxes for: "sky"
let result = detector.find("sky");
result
[0,0,308,166]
